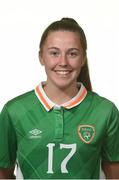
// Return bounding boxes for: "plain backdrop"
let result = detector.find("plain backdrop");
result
[0,0,119,111]
[0,0,119,178]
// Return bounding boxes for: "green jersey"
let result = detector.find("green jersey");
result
[0,82,119,179]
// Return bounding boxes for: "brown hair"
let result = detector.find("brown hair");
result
[39,18,92,91]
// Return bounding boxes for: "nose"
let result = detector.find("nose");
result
[59,54,68,67]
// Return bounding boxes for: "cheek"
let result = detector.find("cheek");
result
[70,59,83,69]
[77,57,85,68]
[43,58,57,69]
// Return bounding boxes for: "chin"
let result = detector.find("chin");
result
[53,80,76,90]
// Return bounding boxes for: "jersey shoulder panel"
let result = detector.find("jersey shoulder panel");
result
[87,91,118,112]
[5,90,36,110]
[2,90,39,124]
[6,89,35,105]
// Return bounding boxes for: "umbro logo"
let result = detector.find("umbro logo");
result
[29,128,42,139]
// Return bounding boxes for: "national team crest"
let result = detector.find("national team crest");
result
[78,125,95,144]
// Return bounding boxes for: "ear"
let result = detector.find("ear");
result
[39,51,44,65]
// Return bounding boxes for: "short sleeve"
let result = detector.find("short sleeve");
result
[0,104,17,168]
[101,104,119,162]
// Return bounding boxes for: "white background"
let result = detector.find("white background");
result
[0,0,119,110]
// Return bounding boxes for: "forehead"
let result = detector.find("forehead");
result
[44,31,81,47]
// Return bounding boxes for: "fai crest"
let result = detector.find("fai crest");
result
[78,125,95,144]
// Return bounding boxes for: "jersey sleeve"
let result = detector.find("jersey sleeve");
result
[0,104,17,168]
[101,104,119,162]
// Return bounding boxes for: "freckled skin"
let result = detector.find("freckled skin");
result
[40,31,85,93]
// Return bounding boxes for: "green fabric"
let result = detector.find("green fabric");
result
[0,90,119,179]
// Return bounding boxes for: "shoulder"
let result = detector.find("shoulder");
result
[2,90,37,114]
[0,90,40,129]
[87,91,119,113]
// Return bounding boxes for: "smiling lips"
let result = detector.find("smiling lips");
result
[54,70,72,75]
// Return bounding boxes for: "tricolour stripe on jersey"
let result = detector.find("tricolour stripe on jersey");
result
[35,82,87,111]
[35,85,51,111]
[64,87,87,109]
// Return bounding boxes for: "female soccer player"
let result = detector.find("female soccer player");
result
[0,18,119,179]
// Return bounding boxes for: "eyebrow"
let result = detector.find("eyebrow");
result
[67,48,80,51]
[47,47,80,51]
[47,47,59,50]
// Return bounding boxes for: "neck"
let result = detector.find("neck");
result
[43,82,79,105]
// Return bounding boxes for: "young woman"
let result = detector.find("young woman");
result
[0,18,119,179]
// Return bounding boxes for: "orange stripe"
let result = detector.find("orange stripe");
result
[36,86,51,110]
[64,88,87,108]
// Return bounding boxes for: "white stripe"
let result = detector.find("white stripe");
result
[16,162,24,179]
[62,83,87,108]
[35,82,87,111]
[35,87,51,111]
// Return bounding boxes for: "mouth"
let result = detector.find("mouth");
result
[54,70,72,75]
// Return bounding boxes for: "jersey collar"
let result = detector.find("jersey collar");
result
[35,82,87,111]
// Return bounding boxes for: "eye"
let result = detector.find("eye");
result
[68,51,78,58]
[49,51,60,57]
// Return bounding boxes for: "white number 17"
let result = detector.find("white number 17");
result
[47,143,76,174]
